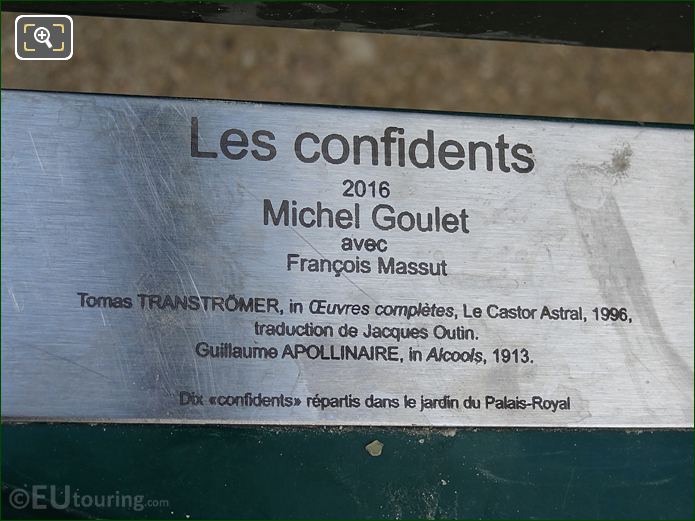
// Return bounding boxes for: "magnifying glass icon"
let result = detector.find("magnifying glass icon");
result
[33,26,52,49]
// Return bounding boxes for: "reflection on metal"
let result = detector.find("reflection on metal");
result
[1,90,693,427]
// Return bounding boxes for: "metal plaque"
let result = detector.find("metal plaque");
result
[2,90,693,428]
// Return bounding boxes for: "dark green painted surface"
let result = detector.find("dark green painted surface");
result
[1,424,693,519]
[4,1,693,52]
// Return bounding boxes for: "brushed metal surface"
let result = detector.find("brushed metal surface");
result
[2,90,693,427]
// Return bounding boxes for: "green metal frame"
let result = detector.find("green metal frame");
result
[2,424,693,519]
